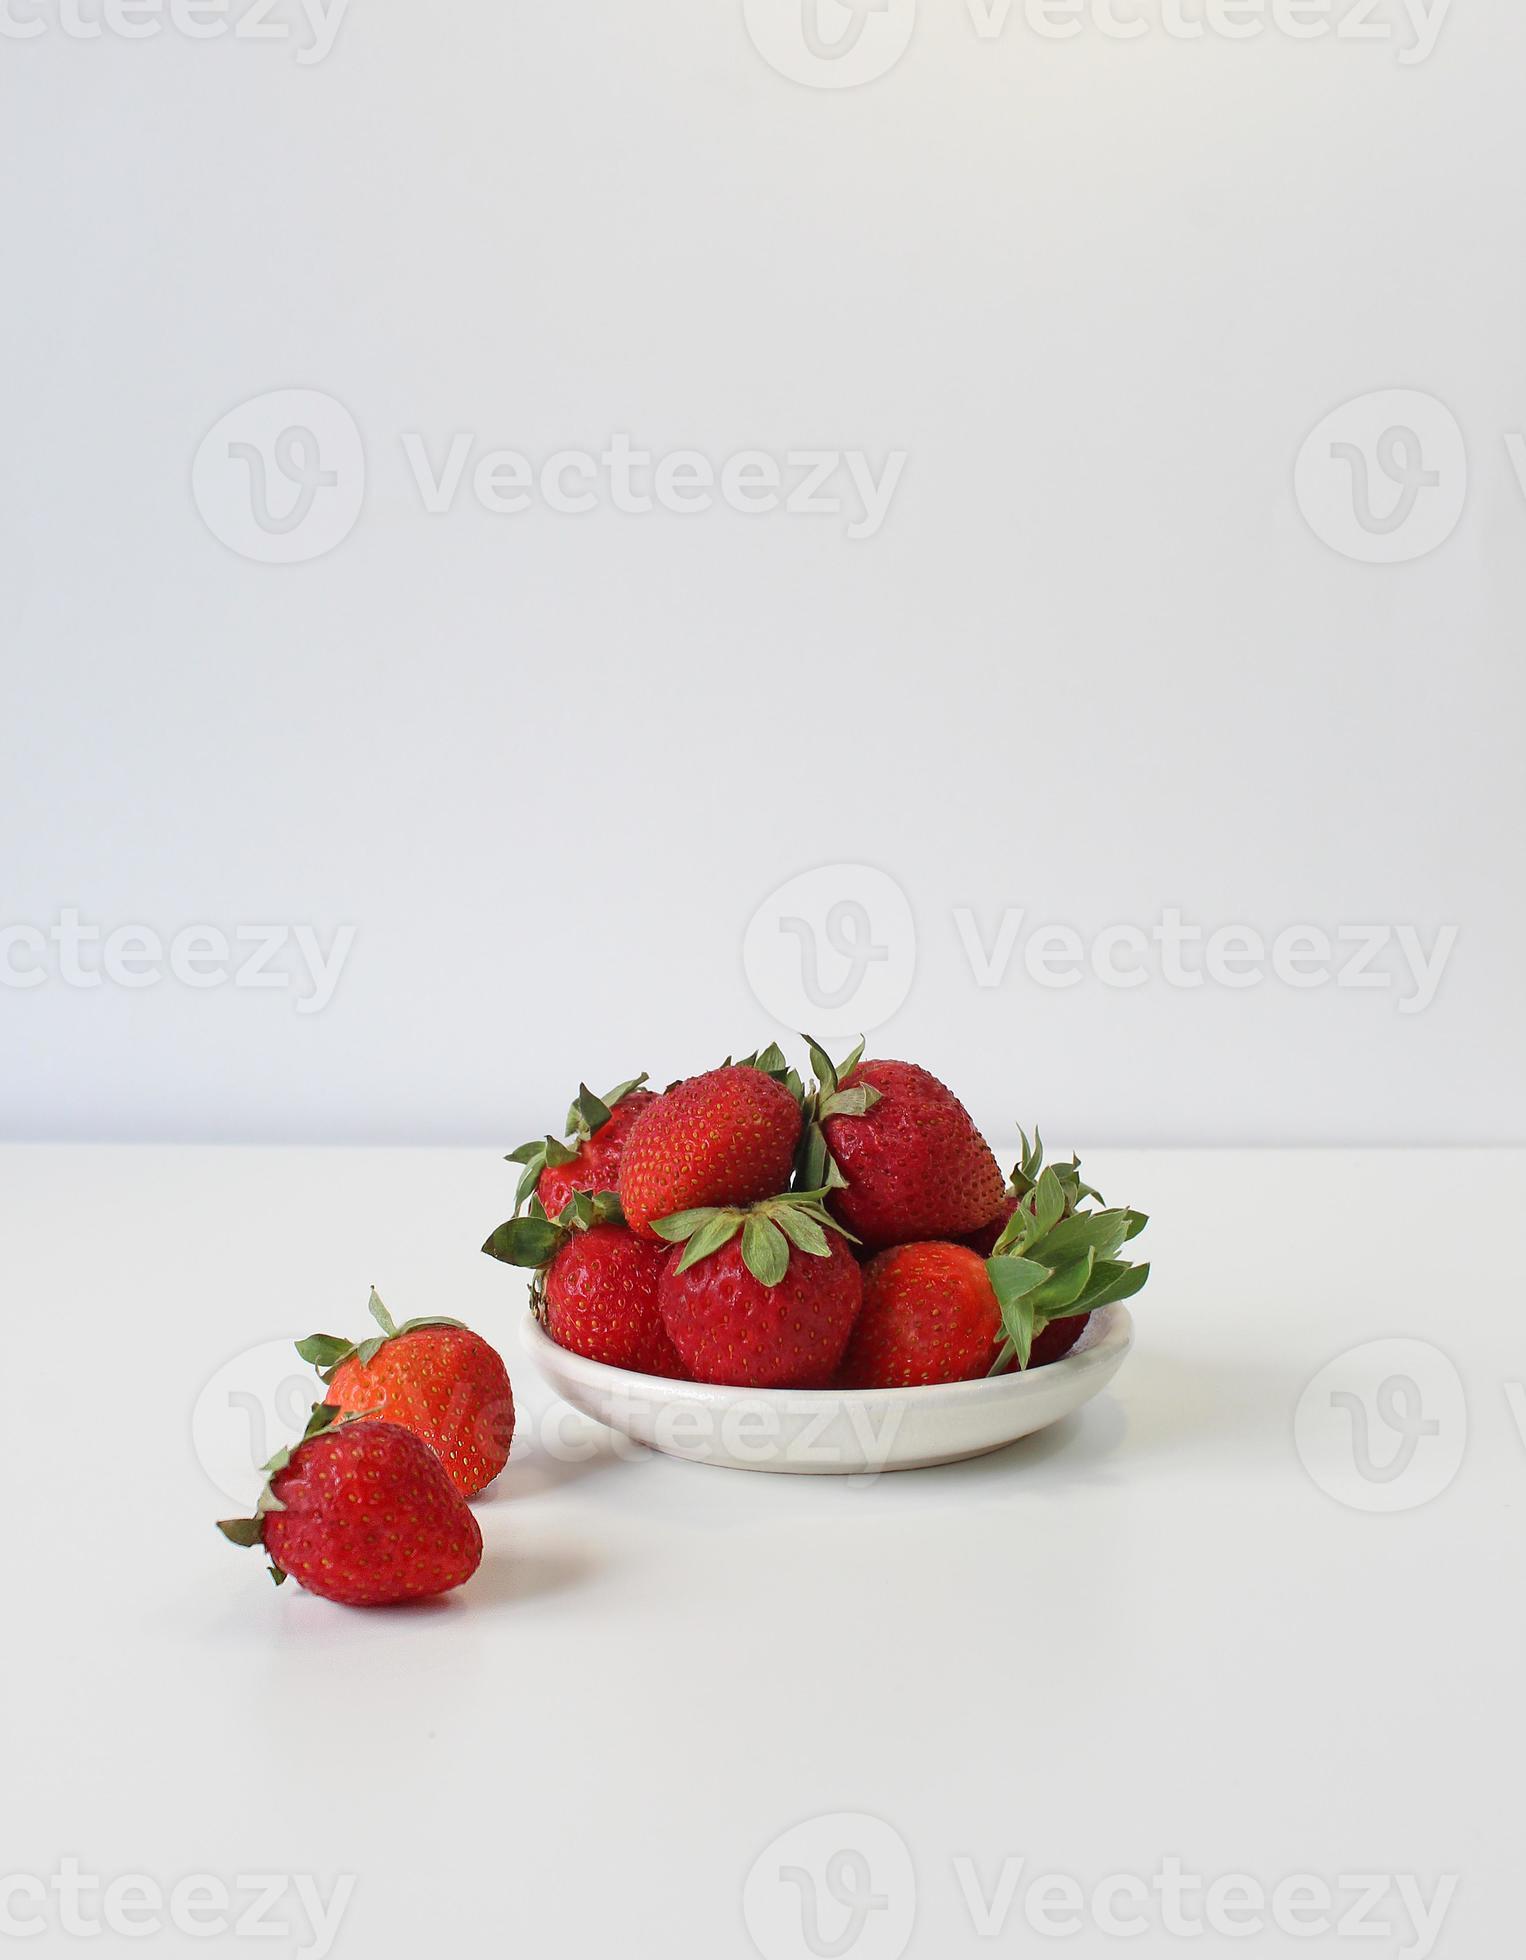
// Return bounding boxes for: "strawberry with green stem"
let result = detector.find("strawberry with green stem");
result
[484,1189,686,1378]
[983,1163,1150,1371]
[653,1189,862,1388]
[797,1038,1006,1251]
[507,1074,655,1218]
[296,1290,514,1497]
[218,1403,483,1607]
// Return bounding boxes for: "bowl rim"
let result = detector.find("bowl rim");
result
[520,1301,1133,1406]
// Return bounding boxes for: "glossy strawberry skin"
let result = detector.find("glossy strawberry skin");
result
[325,1326,515,1498]
[838,1242,1003,1387]
[263,1421,483,1607]
[823,1060,1005,1252]
[659,1234,862,1389]
[618,1067,802,1241]
[544,1223,686,1377]
[538,1091,657,1217]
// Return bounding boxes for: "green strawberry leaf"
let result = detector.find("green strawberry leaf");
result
[818,1084,882,1121]
[505,1141,544,1166]
[650,1207,718,1244]
[1030,1209,1130,1269]
[773,1206,831,1258]
[565,1084,612,1139]
[836,1035,867,1081]
[367,1290,399,1338]
[802,1033,839,1094]
[999,1288,1037,1370]
[1030,1167,1066,1238]
[741,1215,790,1287]
[216,1516,265,1548]
[294,1332,352,1371]
[1073,1259,1152,1313]
[674,1213,744,1273]
[985,1254,1052,1306]
[794,1122,830,1192]
[482,1217,566,1267]
[1032,1249,1096,1313]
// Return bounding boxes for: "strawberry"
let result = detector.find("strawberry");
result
[218,1405,482,1607]
[800,1042,1005,1251]
[617,1064,802,1241]
[654,1190,862,1388]
[483,1190,685,1378]
[839,1242,1093,1387]
[296,1290,514,1497]
[841,1153,1152,1385]
[839,1242,1004,1386]
[507,1075,655,1218]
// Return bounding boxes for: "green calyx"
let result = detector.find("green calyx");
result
[651,1188,855,1288]
[295,1288,468,1385]
[984,1155,1149,1372]
[1007,1125,1103,1213]
[727,1042,807,1108]
[482,1187,624,1270]
[505,1073,649,1212]
[216,1399,353,1585]
[793,1033,882,1188]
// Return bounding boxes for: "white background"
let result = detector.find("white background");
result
[7,14,1525,1954]
[4,0,1522,1149]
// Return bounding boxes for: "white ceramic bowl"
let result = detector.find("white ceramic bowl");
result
[522,1304,1134,1474]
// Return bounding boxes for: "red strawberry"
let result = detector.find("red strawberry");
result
[655,1191,862,1388]
[218,1407,482,1607]
[483,1195,686,1378]
[839,1242,1003,1386]
[841,1129,1153,1383]
[297,1291,515,1497]
[508,1075,656,1218]
[618,1065,802,1241]
[839,1242,1093,1386]
[810,1052,1004,1251]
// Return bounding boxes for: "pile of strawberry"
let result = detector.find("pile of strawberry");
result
[218,1289,514,1608]
[215,1043,1148,1611]
[484,1040,1150,1393]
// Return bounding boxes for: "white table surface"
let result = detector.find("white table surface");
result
[5,1143,1519,1958]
